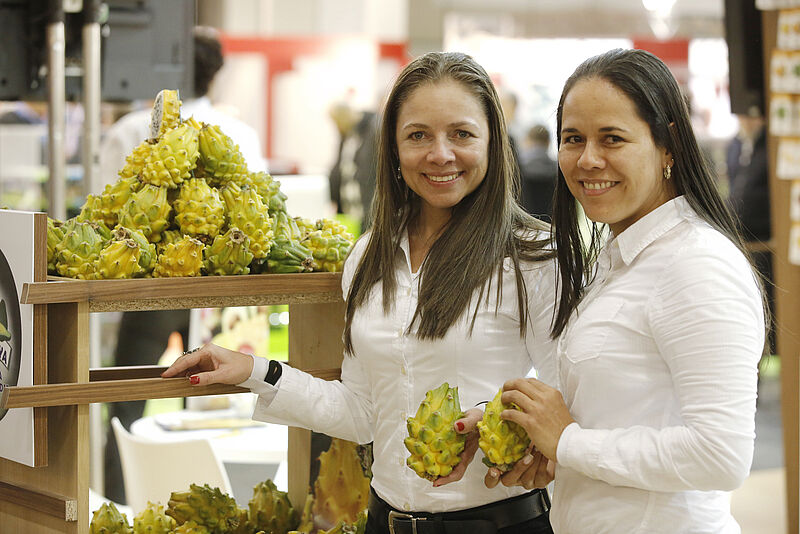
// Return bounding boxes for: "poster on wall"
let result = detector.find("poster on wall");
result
[0,210,43,466]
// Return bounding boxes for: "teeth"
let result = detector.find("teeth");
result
[583,181,615,190]
[427,173,459,183]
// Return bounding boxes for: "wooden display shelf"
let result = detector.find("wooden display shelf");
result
[23,272,343,312]
[0,273,347,533]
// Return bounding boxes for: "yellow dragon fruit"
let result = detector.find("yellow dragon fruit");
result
[96,176,143,229]
[198,124,249,187]
[477,388,531,472]
[316,218,355,243]
[157,229,183,256]
[312,438,371,529]
[90,502,132,534]
[47,217,65,274]
[166,483,242,534]
[153,236,204,277]
[404,382,466,482]
[118,139,154,180]
[118,184,172,243]
[54,220,107,279]
[303,230,352,273]
[244,171,287,214]
[150,89,182,138]
[173,177,225,239]
[246,479,299,534]
[221,182,273,260]
[133,501,175,534]
[204,227,254,276]
[141,122,200,189]
[93,238,143,280]
[77,193,104,225]
[111,225,156,275]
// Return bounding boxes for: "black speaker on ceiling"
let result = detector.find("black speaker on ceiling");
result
[724,0,765,116]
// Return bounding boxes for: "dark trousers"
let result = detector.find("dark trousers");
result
[103,309,190,504]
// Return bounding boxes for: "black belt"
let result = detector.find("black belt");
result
[368,487,550,534]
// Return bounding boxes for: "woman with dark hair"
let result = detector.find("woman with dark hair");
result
[497,48,767,533]
[164,51,557,533]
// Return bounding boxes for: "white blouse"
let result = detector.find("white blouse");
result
[243,229,558,512]
[552,197,764,534]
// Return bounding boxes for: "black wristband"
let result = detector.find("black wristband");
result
[265,359,283,385]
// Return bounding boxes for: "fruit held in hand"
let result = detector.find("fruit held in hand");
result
[477,388,531,472]
[404,382,466,481]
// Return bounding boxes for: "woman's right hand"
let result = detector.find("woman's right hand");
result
[160,343,254,386]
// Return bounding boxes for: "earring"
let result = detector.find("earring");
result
[663,164,672,180]
[396,166,403,181]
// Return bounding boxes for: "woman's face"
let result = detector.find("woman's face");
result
[558,77,674,235]
[395,79,489,218]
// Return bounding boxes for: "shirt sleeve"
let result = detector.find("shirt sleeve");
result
[556,243,763,492]
[248,235,374,444]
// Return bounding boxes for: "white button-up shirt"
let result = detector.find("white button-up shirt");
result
[552,197,764,534]
[245,229,558,512]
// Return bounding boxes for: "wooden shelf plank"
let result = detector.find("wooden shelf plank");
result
[0,481,77,521]
[1,368,342,409]
[21,273,343,309]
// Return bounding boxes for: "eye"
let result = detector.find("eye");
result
[410,131,425,140]
[562,135,582,145]
[455,130,472,139]
[606,134,624,144]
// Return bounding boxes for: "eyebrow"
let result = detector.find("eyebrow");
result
[561,126,630,134]
[400,120,480,130]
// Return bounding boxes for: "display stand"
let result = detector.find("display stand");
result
[762,10,800,534]
[0,273,344,532]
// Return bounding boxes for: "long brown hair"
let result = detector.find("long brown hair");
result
[551,48,769,347]
[343,51,553,354]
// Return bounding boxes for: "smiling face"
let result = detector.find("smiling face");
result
[558,77,674,235]
[395,78,490,221]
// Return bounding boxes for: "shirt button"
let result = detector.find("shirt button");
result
[401,365,407,376]
[399,457,405,467]
[404,502,411,510]
[400,411,406,419]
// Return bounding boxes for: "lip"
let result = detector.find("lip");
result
[423,172,462,184]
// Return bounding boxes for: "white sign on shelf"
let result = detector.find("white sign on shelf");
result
[0,210,39,466]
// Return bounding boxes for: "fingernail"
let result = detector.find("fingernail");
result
[189,375,200,385]
[522,454,534,465]
[455,422,465,432]
[489,469,499,478]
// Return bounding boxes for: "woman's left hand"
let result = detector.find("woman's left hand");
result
[501,378,575,462]
[432,408,483,487]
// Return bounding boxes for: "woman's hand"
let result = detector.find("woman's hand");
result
[484,447,555,490]
[160,343,254,386]
[432,408,483,487]
[500,378,575,462]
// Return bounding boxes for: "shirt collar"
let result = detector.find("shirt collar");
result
[612,196,694,266]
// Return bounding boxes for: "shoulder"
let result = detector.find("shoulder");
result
[652,219,760,302]
[341,231,372,295]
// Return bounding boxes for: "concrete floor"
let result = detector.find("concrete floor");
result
[731,372,788,534]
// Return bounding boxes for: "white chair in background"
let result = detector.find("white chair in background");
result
[111,416,233,513]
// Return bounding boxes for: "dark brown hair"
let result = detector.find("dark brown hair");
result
[343,51,553,354]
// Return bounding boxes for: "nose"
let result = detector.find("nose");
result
[427,136,455,165]
[576,140,605,170]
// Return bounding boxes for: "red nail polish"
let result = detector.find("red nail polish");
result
[455,422,464,431]
[189,375,200,385]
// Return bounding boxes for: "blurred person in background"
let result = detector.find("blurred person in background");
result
[328,99,378,231]
[100,26,266,505]
[519,124,557,221]
[726,105,774,353]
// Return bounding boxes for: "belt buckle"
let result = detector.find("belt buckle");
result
[388,510,425,534]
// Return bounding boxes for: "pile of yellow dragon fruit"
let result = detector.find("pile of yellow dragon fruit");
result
[48,90,353,280]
